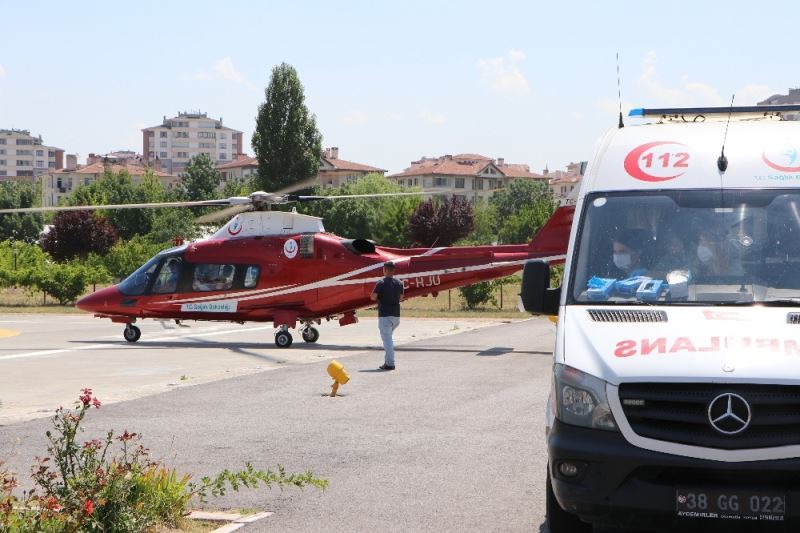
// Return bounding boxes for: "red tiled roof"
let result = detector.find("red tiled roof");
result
[217,156,258,170]
[322,156,386,173]
[51,162,174,177]
[389,155,545,180]
[549,175,581,185]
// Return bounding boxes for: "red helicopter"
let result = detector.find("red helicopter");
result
[2,189,573,347]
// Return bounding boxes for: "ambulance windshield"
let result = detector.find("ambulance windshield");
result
[571,189,800,305]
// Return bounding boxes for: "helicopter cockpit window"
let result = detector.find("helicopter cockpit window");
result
[152,258,183,294]
[193,264,236,292]
[243,266,260,288]
[118,256,161,296]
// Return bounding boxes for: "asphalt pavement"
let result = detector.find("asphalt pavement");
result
[0,317,558,532]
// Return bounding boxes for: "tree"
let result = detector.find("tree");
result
[300,173,420,246]
[0,181,43,243]
[181,154,220,201]
[490,179,555,244]
[408,196,474,247]
[40,211,117,262]
[252,63,322,191]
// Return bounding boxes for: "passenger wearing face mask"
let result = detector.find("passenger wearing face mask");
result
[611,228,650,278]
[694,230,744,278]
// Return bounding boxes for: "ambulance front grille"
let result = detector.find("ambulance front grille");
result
[587,309,667,323]
[787,313,800,324]
[619,383,800,450]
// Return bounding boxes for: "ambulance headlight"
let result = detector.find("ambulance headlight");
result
[554,364,617,431]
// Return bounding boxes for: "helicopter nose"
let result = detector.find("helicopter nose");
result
[76,285,120,313]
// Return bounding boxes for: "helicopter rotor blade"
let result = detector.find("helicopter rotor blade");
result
[0,198,236,215]
[194,203,252,224]
[292,191,426,201]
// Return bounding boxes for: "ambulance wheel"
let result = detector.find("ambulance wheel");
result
[546,471,592,533]
[123,325,141,343]
[301,326,319,343]
[275,331,293,348]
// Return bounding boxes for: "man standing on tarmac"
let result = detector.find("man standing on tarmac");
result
[370,261,404,371]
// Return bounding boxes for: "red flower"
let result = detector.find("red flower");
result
[45,497,62,512]
[83,499,94,516]
[92,397,102,408]
[79,388,93,406]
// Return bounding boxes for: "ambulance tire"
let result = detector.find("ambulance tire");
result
[546,472,592,533]
[275,331,293,348]
[123,325,141,343]
[302,327,319,343]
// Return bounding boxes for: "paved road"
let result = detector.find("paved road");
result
[0,317,560,532]
[0,314,508,424]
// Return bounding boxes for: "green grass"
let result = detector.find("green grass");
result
[0,283,529,319]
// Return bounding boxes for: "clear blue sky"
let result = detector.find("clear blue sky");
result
[1,0,797,175]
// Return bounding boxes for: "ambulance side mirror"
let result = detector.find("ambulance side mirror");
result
[520,260,560,316]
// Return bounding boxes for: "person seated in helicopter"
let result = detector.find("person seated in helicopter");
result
[153,259,181,294]
[212,265,235,291]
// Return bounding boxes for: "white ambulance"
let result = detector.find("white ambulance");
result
[521,105,800,532]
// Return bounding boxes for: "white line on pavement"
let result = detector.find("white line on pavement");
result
[0,326,277,362]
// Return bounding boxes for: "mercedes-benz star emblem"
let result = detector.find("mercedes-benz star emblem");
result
[707,393,751,435]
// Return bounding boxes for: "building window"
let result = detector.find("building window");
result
[35,150,44,157]
[473,178,483,190]
[434,177,448,187]
[219,153,227,160]
[197,132,216,139]
[0,160,5,166]
[16,160,31,166]
[455,177,465,188]
[176,152,188,159]
[174,131,189,138]
[16,149,32,156]
[36,161,45,168]
[148,151,155,158]
[48,151,55,157]
[199,142,215,149]
[0,170,6,176]
[160,141,167,148]
[0,149,4,155]
[159,152,168,158]
[219,143,227,149]
[160,131,168,138]
[220,133,227,139]
[414,178,419,186]
[0,139,5,145]
[15,139,33,145]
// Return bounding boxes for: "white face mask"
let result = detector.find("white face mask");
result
[697,244,713,263]
[613,253,632,270]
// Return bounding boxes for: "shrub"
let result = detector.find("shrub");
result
[0,390,327,532]
[459,281,497,309]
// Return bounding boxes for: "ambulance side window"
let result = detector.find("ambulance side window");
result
[244,266,260,288]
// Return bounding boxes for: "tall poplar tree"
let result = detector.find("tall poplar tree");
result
[252,63,322,191]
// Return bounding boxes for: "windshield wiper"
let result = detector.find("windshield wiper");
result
[759,299,800,307]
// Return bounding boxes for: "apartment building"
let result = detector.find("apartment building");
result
[217,155,258,182]
[387,153,546,202]
[318,147,386,187]
[142,112,243,175]
[546,161,586,200]
[42,159,178,207]
[758,88,800,120]
[0,129,64,180]
[216,147,385,188]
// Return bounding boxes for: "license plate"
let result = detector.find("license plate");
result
[676,489,786,522]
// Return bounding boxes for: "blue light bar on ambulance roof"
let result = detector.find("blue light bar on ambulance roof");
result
[629,105,800,117]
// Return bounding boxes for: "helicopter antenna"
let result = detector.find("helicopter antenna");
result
[717,93,735,173]
[617,52,624,129]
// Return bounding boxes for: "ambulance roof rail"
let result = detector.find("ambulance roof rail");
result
[629,105,800,121]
